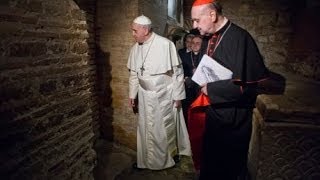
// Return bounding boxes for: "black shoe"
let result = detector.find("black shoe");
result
[173,155,180,163]
[132,162,142,170]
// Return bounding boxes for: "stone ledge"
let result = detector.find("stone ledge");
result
[256,70,320,125]
[256,94,320,125]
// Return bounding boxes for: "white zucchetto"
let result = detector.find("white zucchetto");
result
[133,15,152,25]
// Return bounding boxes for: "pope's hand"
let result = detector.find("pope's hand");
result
[129,98,138,114]
[129,98,135,107]
[174,100,182,108]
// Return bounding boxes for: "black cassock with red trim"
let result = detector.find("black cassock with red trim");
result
[188,20,269,179]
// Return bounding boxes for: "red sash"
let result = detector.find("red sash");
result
[187,93,210,170]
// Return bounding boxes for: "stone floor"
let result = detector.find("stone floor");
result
[93,139,197,180]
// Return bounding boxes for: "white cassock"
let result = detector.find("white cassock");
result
[127,32,191,170]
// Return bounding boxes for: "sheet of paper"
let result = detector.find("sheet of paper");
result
[191,54,233,86]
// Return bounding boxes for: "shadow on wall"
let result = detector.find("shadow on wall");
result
[92,44,115,180]
[94,47,114,141]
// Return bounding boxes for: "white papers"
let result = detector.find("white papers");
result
[191,54,233,86]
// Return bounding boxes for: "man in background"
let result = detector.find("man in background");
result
[178,33,195,66]
[181,35,203,126]
[184,35,204,172]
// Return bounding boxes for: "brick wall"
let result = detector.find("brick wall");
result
[0,0,98,179]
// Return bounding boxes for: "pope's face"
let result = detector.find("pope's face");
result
[131,23,147,43]
[191,5,215,36]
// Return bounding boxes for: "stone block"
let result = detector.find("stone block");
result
[249,75,320,180]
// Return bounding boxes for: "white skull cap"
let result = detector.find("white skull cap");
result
[133,15,152,25]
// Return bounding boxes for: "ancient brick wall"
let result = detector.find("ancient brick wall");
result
[0,0,98,179]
